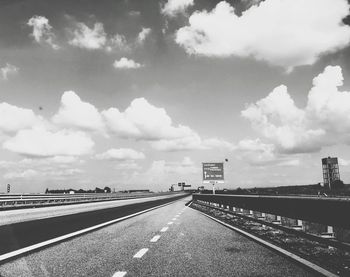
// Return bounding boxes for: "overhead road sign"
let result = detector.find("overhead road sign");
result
[202,163,224,182]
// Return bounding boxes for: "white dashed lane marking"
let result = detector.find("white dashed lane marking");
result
[112,271,127,277]
[172,218,177,221]
[133,248,149,258]
[150,235,161,242]
[167,221,173,225]
[160,227,168,232]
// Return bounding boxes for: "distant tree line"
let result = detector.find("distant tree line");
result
[198,181,350,196]
[45,186,112,194]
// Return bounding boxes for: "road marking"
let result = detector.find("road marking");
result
[199,211,338,277]
[160,227,168,232]
[133,248,149,258]
[150,235,161,242]
[167,221,173,225]
[0,198,184,263]
[172,218,177,220]
[112,271,127,277]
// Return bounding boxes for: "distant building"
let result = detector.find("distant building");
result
[322,157,340,190]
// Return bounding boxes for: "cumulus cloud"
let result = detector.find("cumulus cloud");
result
[52,91,105,132]
[96,148,145,160]
[68,22,133,52]
[107,34,130,52]
[176,0,350,70]
[242,65,350,154]
[137,27,151,44]
[161,0,194,17]
[150,136,235,152]
[139,157,198,185]
[27,15,60,50]
[0,103,43,134]
[3,127,94,157]
[150,135,203,151]
[113,57,143,69]
[69,22,107,50]
[102,97,234,151]
[236,138,299,166]
[3,167,84,180]
[1,64,18,80]
[102,98,192,140]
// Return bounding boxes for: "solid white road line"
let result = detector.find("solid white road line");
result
[0,200,182,263]
[198,211,338,277]
[167,221,173,225]
[150,235,161,242]
[112,271,127,277]
[133,248,149,258]
[160,227,168,232]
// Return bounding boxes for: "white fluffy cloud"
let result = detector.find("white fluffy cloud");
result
[150,136,235,152]
[242,65,350,154]
[96,148,145,160]
[0,103,43,134]
[137,28,151,44]
[102,97,234,151]
[69,22,107,50]
[52,91,105,132]
[1,63,18,80]
[176,0,350,70]
[236,138,299,166]
[107,34,130,52]
[3,167,84,180]
[113,57,143,69]
[3,127,94,157]
[102,98,192,140]
[161,0,194,17]
[140,157,198,185]
[27,15,59,50]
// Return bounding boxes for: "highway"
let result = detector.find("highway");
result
[0,196,316,276]
[0,193,185,226]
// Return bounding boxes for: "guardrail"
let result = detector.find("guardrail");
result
[0,192,182,209]
[192,193,350,229]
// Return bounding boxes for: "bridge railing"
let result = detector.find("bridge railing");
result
[192,193,350,229]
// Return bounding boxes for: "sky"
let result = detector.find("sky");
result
[1,0,350,193]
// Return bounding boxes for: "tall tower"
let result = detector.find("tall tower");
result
[322,157,340,190]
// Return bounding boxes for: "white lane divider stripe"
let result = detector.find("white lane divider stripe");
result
[172,218,177,221]
[112,271,127,277]
[0,199,182,263]
[150,235,161,242]
[160,227,168,232]
[133,248,149,258]
[167,221,173,225]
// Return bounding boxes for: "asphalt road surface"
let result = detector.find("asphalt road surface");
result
[0,194,187,255]
[0,196,316,276]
